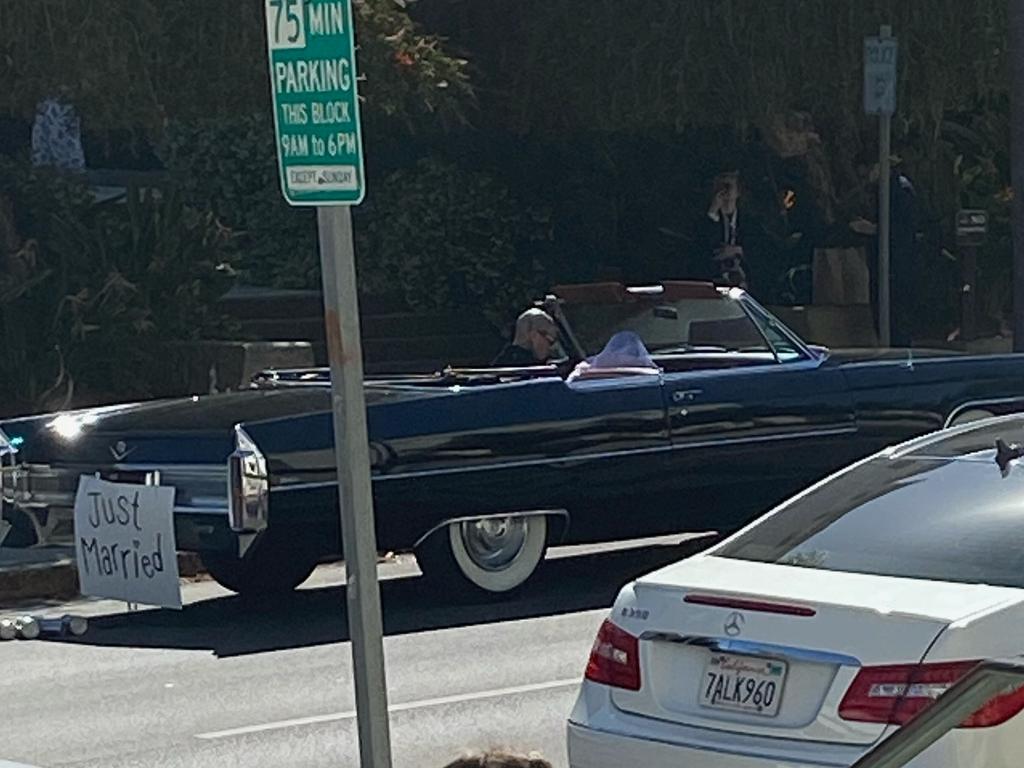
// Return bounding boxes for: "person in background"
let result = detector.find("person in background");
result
[698,170,750,290]
[888,167,919,346]
[491,308,560,367]
[847,159,920,346]
[442,750,553,768]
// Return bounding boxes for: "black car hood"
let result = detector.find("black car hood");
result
[1,384,440,464]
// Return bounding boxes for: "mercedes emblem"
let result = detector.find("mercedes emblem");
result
[724,611,745,637]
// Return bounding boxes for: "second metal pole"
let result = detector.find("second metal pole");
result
[317,205,393,768]
[962,245,978,342]
[1011,0,1024,351]
[878,78,893,345]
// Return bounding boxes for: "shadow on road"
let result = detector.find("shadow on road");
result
[53,542,706,658]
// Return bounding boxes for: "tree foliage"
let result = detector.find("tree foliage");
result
[419,0,1013,330]
[159,116,319,289]
[437,1,1005,140]
[0,0,472,139]
[360,157,552,325]
[0,161,238,413]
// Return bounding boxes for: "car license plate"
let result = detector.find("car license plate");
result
[699,653,787,717]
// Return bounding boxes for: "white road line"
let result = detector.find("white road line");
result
[195,677,581,740]
[548,530,716,559]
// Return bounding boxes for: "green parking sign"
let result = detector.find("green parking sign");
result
[264,0,365,206]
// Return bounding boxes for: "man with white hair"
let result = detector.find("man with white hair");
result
[491,308,560,367]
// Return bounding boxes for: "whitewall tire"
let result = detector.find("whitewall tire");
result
[416,514,548,595]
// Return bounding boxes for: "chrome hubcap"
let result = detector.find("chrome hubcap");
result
[458,517,529,571]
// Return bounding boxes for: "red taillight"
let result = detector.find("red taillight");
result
[683,593,816,617]
[840,661,1024,728]
[585,619,641,691]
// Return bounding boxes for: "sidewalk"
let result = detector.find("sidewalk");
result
[0,546,204,608]
[0,546,79,606]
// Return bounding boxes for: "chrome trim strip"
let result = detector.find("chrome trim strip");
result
[174,504,228,516]
[269,479,336,493]
[735,298,782,364]
[270,425,857,491]
[9,496,228,516]
[8,461,225,478]
[373,443,671,479]
[412,509,569,549]
[3,461,228,514]
[111,463,226,475]
[228,426,269,538]
[737,292,817,362]
[0,428,16,507]
[645,633,861,667]
[943,397,1024,429]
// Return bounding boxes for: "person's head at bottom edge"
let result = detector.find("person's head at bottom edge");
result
[442,749,554,768]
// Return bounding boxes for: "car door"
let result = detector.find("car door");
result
[660,312,857,534]
[354,373,672,549]
[552,371,673,542]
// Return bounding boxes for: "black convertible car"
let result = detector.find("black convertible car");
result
[3,281,1024,596]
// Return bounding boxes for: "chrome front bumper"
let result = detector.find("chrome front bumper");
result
[0,426,270,551]
[0,462,230,515]
[0,460,230,547]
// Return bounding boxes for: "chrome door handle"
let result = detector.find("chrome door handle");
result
[672,389,702,403]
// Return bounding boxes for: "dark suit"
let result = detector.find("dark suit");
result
[491,343,540,367]
[695,209,749,289]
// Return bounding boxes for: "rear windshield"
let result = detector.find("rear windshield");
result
[717,454,1024,588]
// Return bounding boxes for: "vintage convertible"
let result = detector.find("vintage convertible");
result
[3,281,1024,596]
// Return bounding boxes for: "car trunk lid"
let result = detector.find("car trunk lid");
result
[611,555,1021,746]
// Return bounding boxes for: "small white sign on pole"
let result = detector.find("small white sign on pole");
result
[73,477,182,609]
[864,33,898,116]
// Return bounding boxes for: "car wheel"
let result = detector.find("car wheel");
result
[948,408,995,428]
[416,514,548,595]
[200,535,320,596]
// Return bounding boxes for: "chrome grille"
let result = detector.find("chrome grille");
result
[3,462,227,515]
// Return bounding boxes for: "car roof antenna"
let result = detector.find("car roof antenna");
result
[995,438,1024,474]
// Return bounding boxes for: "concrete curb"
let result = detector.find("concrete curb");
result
[0,552,204,607]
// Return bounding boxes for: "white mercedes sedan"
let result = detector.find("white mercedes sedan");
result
[568,415,1024,768]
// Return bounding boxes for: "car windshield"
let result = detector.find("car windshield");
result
[560,292,772,357]
[716,454,1024,588]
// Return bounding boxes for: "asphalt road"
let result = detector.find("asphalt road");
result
[0,535,712,768]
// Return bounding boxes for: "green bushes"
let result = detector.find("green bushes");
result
[160,116,318,290]
[360,157,551,325]
[0,160,237,414]
[161,119,552,324]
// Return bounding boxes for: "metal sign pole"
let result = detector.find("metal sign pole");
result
[865,25,896,348]
[263,1,388,762]
[961,244,978,342]
[877,24,893,348]
[956,209,988,345]
[317,205,393,768]
[879,112,892,347]
[1011,0,1024,351]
